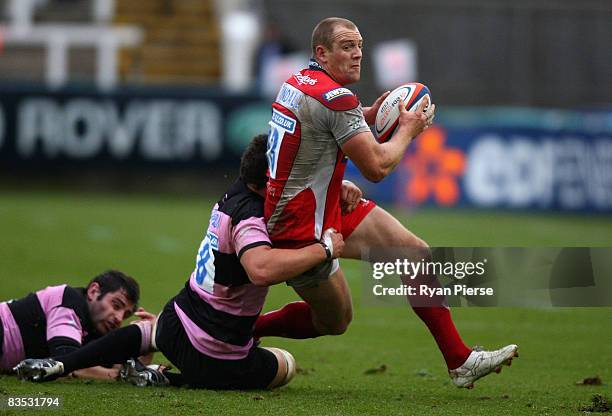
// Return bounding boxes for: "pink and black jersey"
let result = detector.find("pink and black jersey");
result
[264,59,371,247]
[0,285,95,371]
[173,180,271,360]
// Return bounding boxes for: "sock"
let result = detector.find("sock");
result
[412,306,472,370]
[54,325,142,374]
[400,263,472,370]
[400,248,472,370]
[254,301,321,339]
[164,371,186,387]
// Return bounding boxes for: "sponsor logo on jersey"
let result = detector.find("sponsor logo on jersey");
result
[348,116,363,131]
[324,87,353,101]
[271,108,296,133]
[293,73,318,86]
[276,83,303,112]
[210,210,220,228]
[207,231,219,250]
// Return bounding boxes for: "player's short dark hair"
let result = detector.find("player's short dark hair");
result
[87,270,140,308]
[311,17,358,54]
[240,134,268,190]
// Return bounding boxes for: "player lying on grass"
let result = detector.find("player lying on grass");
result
[258,16,517,389]
[14,135,350,389]
[1,270,152,380]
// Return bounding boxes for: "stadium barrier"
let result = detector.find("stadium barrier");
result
[1,84,610,212]
[0,84,259,170]
[347,108,612,213]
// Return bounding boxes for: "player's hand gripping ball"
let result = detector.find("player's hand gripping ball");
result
[374,83,431,143]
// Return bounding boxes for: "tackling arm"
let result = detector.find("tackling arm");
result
[240,229,344,287]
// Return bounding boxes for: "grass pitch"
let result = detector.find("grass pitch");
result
[0,190,610,415]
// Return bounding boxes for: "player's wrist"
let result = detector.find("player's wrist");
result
[320,228,337,260]
[318,241,332,260]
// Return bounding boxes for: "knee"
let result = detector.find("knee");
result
[316,309,352,336]
[397,232,430,260]
[414,237,429,249]
[415,239,432,261]
[332,311,353,335]
[397,231,428,250]
[328,311,352,335]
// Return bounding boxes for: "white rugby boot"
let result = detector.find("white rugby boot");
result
[119,359,170,387]
[14,358,65,382]
[449,344,518,388]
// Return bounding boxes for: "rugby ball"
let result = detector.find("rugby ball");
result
[374,83,431,143]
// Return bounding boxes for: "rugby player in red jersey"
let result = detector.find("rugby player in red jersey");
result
[258,17,517,388]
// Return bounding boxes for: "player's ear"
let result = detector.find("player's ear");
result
[314,45,328,63]
[86,282,101,301]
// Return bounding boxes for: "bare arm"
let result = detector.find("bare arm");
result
[240,230,344,287]
[70,365,120,380]
[341,98,434,182]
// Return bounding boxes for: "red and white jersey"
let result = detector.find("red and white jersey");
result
[264,60,370,247]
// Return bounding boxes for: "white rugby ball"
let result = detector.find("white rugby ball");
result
[374,83,431,143]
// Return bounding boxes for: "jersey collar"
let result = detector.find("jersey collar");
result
[308,58,325,72]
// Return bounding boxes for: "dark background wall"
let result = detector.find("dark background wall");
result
[263,0,612,108]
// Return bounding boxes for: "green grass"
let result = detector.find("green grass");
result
[0,190,610,415]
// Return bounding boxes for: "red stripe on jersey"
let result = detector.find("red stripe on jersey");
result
[286,70,359,111]
[269,103,301,181]
[265,187,317,248]
[265,103,303,243]
[322,151,348,234]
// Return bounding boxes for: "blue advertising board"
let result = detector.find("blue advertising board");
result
[346,109,612,212]
[1,83,610,212]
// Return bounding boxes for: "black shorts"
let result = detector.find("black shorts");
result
[154,299,278,390]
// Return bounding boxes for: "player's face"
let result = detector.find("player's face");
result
[321,26,363,85]
[87,286,134,334]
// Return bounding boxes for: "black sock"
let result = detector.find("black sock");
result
[164,371,185,387]
[54,325,142,374]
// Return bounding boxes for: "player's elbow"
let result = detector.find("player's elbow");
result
[247,266,275,287]
[363,153,394,183]
[248,271,271,286]
[368,170,386,183]
[362,166,388,183]
[242,247,278,286]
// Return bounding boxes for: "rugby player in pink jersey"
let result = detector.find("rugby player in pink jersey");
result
[0,270,147,380]
[14,135,353,389]
[258,17,517,388]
